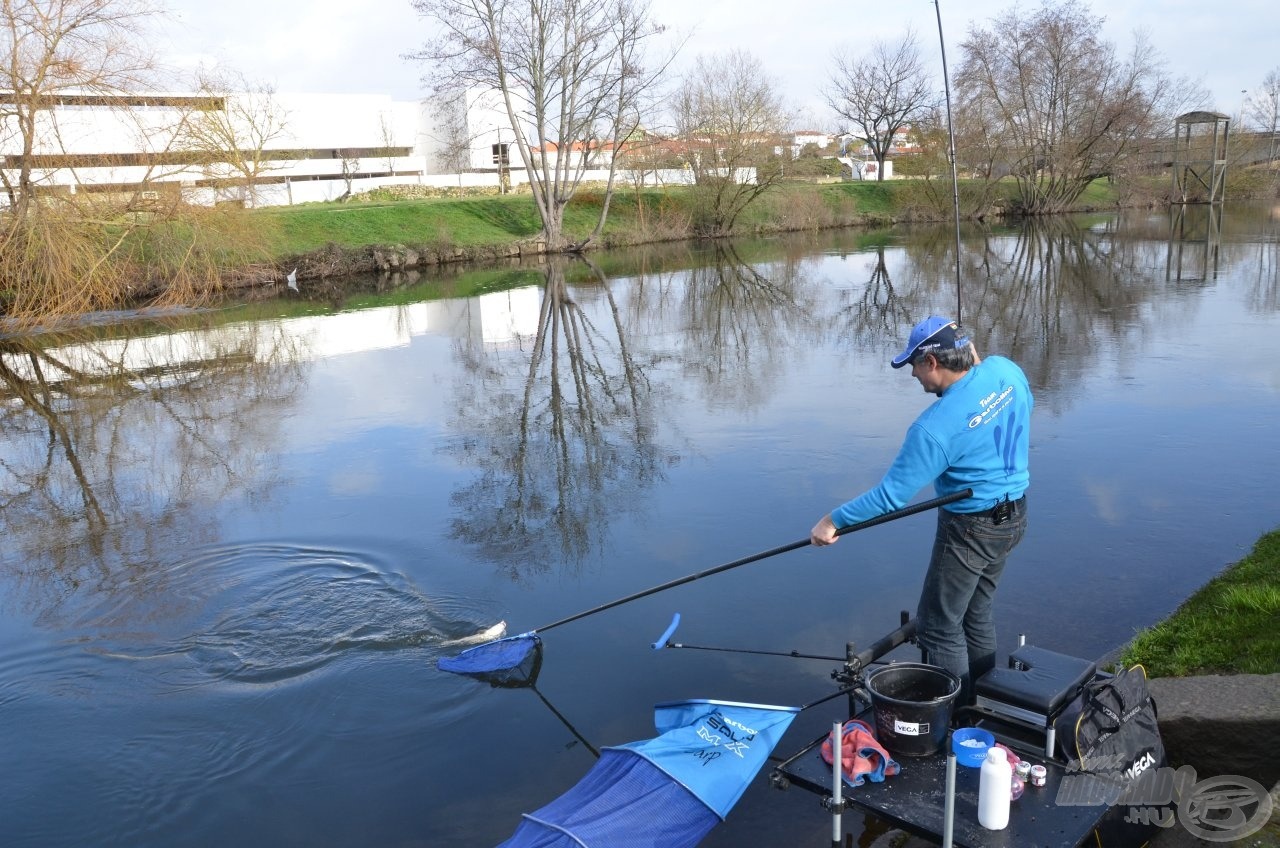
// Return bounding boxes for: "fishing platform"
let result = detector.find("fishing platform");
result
[768,615,1140,847]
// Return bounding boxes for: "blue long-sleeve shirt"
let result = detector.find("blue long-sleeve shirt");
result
[830,355,1032,528]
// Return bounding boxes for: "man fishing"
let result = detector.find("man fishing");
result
[810,316,1033,702]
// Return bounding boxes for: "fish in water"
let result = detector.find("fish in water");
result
[440,620,508,647]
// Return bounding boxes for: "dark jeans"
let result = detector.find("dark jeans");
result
[916,498,1027,703]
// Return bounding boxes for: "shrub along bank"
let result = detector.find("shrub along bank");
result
[251,164,1280,281]
[248,178,1111,281]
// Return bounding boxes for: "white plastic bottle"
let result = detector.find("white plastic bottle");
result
[978,747,1012,830]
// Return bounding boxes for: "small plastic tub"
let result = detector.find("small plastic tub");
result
[951,727,995,768]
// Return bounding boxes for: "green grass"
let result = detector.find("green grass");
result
[1076,178,1117,206]
[1120,529,1280,677]
[249,175,1131,258]
[255,195,547,254]
[820,180,899,215]
[248,180,1003,260]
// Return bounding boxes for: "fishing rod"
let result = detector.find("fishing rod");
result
[660,640,846,662]
[659,612,920,672]
[529,489,969,637]
[934,0,964,324]
[439,490,970,676]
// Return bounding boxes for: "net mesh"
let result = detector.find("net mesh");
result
[497,748,718,848]
[437,634,542,686]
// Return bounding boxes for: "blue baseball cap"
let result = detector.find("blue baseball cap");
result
[891,316,967,368]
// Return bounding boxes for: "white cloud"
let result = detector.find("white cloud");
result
[160,0,428,97]
[157,0,1278,121]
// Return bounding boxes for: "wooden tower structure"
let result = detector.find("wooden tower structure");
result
[1172,111,1231,204]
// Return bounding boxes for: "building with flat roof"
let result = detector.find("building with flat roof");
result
[0,87,538,207]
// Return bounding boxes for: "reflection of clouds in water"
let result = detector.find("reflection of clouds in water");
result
[269,293,542,456]
[327,468,382,496]
[1083,479,1125,525]
[81,544,497,686]
[1268,367,1280,394]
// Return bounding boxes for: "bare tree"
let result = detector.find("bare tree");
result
[336,148,361,200]
[176,67,291,208]
[423,90,476,196]
[673,50,790,236]
[825,30,937,182]
[409,0,672,251]
[0,0,270,326]
[0,0,157,214]
[377,112,399,176]
[954,0,1205,214]
[1246,68,1280,162]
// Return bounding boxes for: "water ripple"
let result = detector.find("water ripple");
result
[76,543,502,687]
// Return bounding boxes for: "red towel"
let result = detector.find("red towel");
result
[819,718,901,787]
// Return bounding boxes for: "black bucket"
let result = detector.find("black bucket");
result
[864,662,961,757]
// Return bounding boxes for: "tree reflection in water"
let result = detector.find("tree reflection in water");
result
[823,217,1180,408]
[446,260,675,577]
[677,242,825,409]
[0,321,306,619]
[1244,205,1280,314]
[832,243,918,346]
[963,216,1168,405]
[444,245,839,577]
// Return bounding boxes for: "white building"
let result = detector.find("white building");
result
[420,87,515,175]
[0,90,433,207]
[792,130,833,151]
[419,87,618,180]
[0,85,692,208]
[3,88,532,207]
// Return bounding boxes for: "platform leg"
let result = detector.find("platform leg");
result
[942,748,956,848]
[831,722,843,845]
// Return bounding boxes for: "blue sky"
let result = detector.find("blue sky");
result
[161,0,1277,125]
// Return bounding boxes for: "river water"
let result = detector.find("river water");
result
[1,204,1277,847]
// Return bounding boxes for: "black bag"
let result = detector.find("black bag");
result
[1055,664,1165,781]
[1055,664,1168,847]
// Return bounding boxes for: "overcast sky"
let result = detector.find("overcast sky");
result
[160,0,1277,125]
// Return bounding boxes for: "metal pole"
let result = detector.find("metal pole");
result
[831,722,844,845]
[942,748,957,848]
[934,0,964,324]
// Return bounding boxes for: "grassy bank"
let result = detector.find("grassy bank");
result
[250,178,1056,262]
[248,167,1268,265]
[1120,528,1280,676]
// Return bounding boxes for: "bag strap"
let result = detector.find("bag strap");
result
[1086,682,1124,731]
[1132,664,1157,720]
